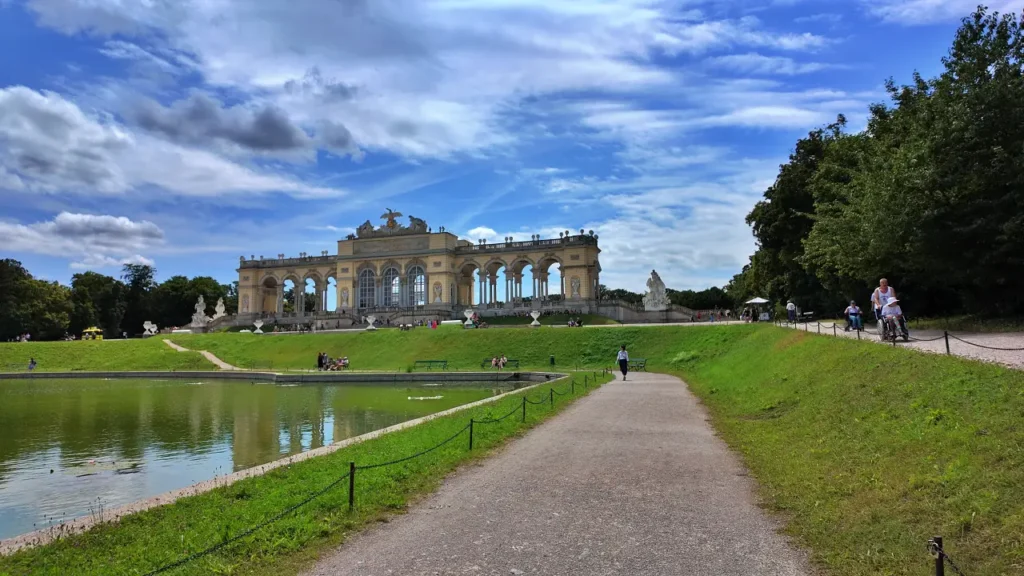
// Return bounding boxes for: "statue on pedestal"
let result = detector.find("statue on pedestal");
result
[190,296,211,327]
[212,298,227,320]
[642,270,669,311]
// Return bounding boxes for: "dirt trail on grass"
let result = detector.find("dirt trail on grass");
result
[781,322,1024,369]
[162,339,240,370]
[304,372,810,576]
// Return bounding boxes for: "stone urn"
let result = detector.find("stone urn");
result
[464,309,476,327]
[530,310,541,327]
[253,320,264,334]
[366,315,377,331]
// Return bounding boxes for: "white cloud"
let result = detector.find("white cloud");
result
[467,226,498,239]
[0,86,343,198]
[866,0,1024,25]
[705,53,832,75]
[0,212,164,270]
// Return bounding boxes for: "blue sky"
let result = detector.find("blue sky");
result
[0,0,1014,293]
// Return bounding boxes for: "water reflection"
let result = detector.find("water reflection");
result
[0,379,506,540]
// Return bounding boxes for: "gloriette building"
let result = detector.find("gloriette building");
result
[234,210,602,325]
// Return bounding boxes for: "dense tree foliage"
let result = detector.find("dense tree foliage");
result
[1,261,235,340]
[729,7,1024,318]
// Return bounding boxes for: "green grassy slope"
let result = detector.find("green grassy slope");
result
[0,339,214,372]
[170,325,731,371]
[480,313,619,326]
[676,327,1024,575]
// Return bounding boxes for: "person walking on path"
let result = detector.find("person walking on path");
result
[617,345,629,381]
[786,300,796,323]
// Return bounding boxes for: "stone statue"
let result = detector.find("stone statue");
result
[143,321,158,336]
[570,277,581,298]
[642,270,669,311]
[409,215,427,233]
[356,220,374,237]
[381,208,403,230]
[433,282,443,303]
[212,298,227,320]
[341,288,350,308]
[242,295,250,313]
[190,296,211,327]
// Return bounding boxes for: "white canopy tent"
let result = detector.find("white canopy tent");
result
[743,297,771,321]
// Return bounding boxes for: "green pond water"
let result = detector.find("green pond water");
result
[0,378,510,540]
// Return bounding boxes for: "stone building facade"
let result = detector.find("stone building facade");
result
[235,210,601,323]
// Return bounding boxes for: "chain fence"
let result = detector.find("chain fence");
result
[775,318,1024,353]
[928,536,968,576]
[141,372,604,575]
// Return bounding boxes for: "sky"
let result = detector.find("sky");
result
[0,0,1018,293]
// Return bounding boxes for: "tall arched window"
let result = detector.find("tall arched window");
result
[358,269,375,309]
[382,267,401,307]
[407,266,426,306]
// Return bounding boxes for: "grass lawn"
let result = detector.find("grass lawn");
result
[0,373,612,576]
[0,338,214,372]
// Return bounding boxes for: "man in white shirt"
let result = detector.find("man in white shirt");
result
[786,300,796,323]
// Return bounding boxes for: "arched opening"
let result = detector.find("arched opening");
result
[537,258,563,302]
[458,262,480,307]
[283,278,298,313]
[483,259,508,305]
[407,265,426,306]
[261,277,279,314]
[325,277,337,312]
[302,278,317,314]
[381,266,401,307]
[509,259,535,302]
[358,269,376,309]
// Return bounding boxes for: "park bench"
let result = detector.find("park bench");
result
[480,358,521,369]
[628,358,647,371]
[414,360,448,371]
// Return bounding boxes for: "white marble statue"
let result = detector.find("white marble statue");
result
[529,310,541,327]
[570,277,581,299]
[642,269,670,311]
[242,295,250,313]
[366,315,377,331]
[341,288,350,308]
[433,282,443,303]
[143,321,158,336]
[212,298,227,320]
[464,309,476,327]
[253,320,264,334]
[190,296,211,327]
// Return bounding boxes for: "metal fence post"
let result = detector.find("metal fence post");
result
[934,536,944,576]
[571,379,575,394]
[348,461,356,510]
[521,396,527,422]
[944,331,950,355]
[833,324,837,336]
[857,328,861,340]
[549,388,554,406]
[818,323,821,334]
[585,374,589,387]
[469,419,474,450]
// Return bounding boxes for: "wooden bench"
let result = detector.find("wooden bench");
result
[414,360,448,371]
[628,358,647,371]
[480,358,521,369]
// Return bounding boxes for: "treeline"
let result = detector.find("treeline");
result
[0,259,237,341]
[600,285,734,310]
[727,7,1024,318]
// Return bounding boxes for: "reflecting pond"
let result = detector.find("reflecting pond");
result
[0,378,510,540]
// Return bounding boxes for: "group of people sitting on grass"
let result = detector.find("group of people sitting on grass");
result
[316,351,349,371]
[566,317,585,327]
[490,354,509,369]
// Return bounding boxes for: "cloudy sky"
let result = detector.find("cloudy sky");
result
[0,0,1012,292]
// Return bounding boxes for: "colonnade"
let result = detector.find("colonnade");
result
[472,269,562,306]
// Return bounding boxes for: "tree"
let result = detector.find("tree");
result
[0,260,36,341]
[121,264,157,336]
[69,272,127,336]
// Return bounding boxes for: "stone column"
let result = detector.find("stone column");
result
[276,285,284,315]
[297,290,306,316]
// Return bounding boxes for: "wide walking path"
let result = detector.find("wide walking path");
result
[305,373,810,576]
[162,339,240,370]
[780,321,1024,370]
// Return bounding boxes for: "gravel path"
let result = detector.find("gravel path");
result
[781,322,1024,369]
[303,373,811,576]
[162,339,240,370]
